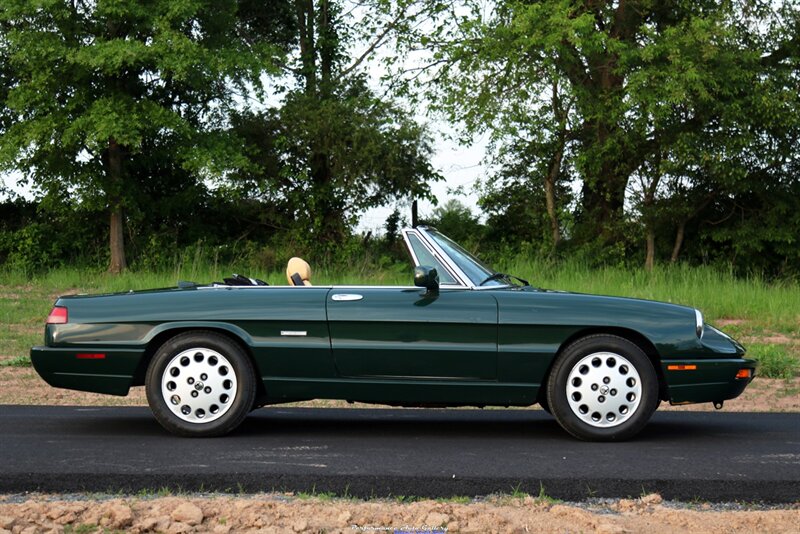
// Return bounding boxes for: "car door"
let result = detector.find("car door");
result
[327,286,498,380]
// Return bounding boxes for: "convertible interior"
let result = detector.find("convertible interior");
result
[218,257,313,287]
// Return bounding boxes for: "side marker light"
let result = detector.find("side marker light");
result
[76,353,106,360]
[667,364,697,371]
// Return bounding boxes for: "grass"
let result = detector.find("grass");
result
[537,482,561,504]
[296,485,337,501]
[748,344,799,380]
[135,486,177,499]
[1,259,798,376]
[436,495,472,504]
[0,354,30,367]
[489,482,561,505]
[509,482,527,500]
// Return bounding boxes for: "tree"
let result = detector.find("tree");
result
[0,0,287,272]
[230,0,441,244]
[478,77,574,253]
[424,198,483,245]
[395,0,794,252]
[626,1,800,271]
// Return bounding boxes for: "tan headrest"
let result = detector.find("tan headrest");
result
[286,257,312,286]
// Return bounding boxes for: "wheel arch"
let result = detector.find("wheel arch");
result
[538,327,668,405]
[132,325,266,402]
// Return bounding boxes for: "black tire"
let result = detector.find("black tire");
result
[546,335,658,441]
[145,331,256,437]
[538,395,551,414]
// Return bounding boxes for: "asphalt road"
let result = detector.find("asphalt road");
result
[1,406,798,502]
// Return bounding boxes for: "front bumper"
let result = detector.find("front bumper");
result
[662,358,757,405]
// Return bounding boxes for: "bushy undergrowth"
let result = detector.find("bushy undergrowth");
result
[748,345,799,380]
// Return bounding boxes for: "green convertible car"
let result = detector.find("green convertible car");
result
[31,226,755,441]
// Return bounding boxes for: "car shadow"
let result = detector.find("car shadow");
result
[237,407,557,438]
[52,406,751,445]
[232,407,719,443]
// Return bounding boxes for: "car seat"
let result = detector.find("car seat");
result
[286,257,312,286]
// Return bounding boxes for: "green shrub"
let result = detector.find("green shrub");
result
[749,344,799,379]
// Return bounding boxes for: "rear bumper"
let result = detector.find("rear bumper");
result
[30,346,144,396]
[662,358,757,405]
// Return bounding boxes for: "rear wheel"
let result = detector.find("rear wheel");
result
[538,395,551,414]
[546,335,658,441]
[146,331,256,437]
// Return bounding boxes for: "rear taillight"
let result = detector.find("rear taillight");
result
[46,306,68,324]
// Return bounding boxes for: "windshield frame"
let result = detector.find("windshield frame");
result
[401,226,510,289]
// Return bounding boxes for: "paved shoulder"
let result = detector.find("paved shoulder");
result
[1,406,797,502]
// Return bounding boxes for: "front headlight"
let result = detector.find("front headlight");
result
[695,309,704,338]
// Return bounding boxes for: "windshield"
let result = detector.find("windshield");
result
[425,229,505,286]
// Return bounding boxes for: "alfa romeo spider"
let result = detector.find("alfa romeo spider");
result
[31,226,755,440]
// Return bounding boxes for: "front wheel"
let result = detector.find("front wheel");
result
[146,331,256,437]
[546,335,659,441]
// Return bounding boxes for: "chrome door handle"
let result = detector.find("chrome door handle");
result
[331,294,363,302]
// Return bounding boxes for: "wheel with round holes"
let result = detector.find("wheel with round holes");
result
[146,331,256,437]
[546,335,659,441]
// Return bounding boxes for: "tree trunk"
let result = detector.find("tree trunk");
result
[575,118,629,244]
[107,137,126,274]
[318,0,333,97]
[544,145,563,250]
[645,228,655,272]
[545,80,565,251]
[566,2,646,246]
[304,0,343,242]
[108,208,126,274]
[642,151,662,271]
[670,220,686,263]
[296,0,316,96]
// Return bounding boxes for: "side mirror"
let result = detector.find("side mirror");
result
[414,266,439,295]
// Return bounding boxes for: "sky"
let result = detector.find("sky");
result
[356,128,488,234]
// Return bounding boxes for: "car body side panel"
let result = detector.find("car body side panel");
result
[496,287,702,347]
[493,289,697,386]
[33,287,336,395]
[327,288,498,381]
[493,288,754,404]
[261,377,537,405]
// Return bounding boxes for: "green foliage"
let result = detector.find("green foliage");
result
[0,0,290,271]
[0,355,30,368]
[393,0,800,274]
[1,0,798,280]
[227,0,442,245]
[229,77,441,246]
[422,199,483,247]
[749,345,799,380]
[0,195,108,273]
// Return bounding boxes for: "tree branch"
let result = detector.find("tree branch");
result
[338,11,405,80]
